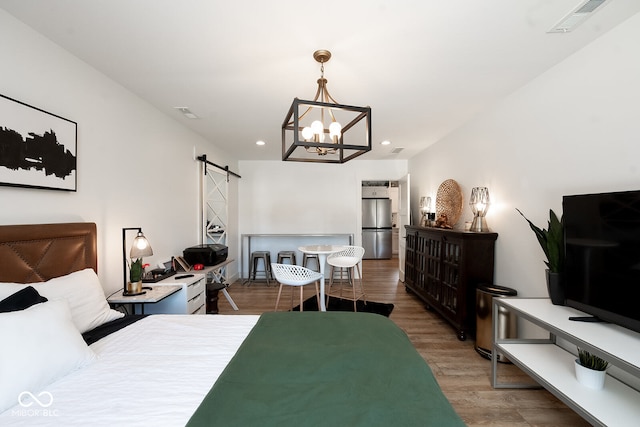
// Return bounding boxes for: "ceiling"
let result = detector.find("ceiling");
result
[1,0,639,161]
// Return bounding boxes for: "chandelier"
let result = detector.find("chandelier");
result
[282,50,371,163]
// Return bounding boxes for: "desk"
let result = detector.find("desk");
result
[298,245,346,312]
[108,285,181,314]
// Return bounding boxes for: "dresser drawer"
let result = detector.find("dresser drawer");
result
[186,277,205,299]
[191,304,206,315]
[187,288,206,314]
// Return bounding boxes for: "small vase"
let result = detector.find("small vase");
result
[127,280,142,294]
[574,359,607,390]
[546,270,565,305]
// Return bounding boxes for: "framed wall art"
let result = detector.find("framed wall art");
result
[0,94,77,191]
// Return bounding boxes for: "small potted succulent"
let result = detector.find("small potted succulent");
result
[516,208,565,304]
[575,348,609,390]
[127,258,144,294]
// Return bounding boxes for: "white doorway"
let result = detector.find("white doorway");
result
[397,174,410,282]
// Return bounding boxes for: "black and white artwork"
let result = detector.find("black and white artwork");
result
[0,94,77,191]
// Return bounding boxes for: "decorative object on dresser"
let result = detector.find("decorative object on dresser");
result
[435,179,463,229]
[404,225,497,340]
[516,208,565,305]
[419,196,433,227]
[575,348,609,390]
[122,227,154,296]
[469,187,491,232]
[281,49,371,164]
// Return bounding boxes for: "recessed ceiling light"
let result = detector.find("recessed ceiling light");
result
[381,140,391,146]
[174,107,199,119]
[256,140,266,146]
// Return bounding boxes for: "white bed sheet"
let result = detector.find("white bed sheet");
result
[0,314,259,426]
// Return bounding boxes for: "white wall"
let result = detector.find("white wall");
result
[236,160,407,274]
[238,160,405,233]
[408,12,640,298]
[0,10,239,294]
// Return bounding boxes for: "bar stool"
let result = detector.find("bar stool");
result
[302,253,319,272]
[248,251,272,286]
[326,246,366,311]
[277,250,297,265]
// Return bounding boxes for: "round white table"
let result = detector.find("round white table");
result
[298,245,346,311]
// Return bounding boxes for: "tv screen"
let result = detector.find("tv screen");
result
[563,189,640,333]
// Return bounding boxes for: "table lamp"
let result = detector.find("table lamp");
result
[122,227,153,295]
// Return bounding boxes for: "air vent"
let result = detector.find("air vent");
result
[391,147,404,154]
[548,0,607,33]
[174,107,199,119]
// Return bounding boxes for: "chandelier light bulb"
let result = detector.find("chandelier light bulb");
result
[329,121,342,138]
[301,127,313,141]
[311,120,324,135]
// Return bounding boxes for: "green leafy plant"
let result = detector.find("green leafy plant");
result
[129,258,144,283]
[578,348,609,371]
[516,208,564,273]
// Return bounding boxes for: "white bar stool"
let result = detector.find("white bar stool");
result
[326,246,366,311]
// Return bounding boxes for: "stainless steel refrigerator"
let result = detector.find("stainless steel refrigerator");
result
[362,198,393,259]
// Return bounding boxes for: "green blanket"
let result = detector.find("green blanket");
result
[187,311,465,427]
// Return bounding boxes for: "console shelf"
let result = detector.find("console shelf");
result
[491,298,640,427]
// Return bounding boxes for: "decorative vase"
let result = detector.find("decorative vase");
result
[574,359,607,390]
[127,280,142,294]
[546,269,565,305]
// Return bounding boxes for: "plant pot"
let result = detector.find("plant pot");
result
[574,359,607,390]
[545,270,565,305]
[126,280,142,295]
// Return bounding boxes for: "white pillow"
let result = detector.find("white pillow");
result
[0,299,96,413]
[0,269,124,333]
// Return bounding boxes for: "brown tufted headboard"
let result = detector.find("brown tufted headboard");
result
[0,222,97,283]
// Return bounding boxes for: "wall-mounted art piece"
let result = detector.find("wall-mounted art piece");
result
[0,94,77,191]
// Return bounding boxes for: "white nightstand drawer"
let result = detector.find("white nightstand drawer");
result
[186,277,205,299]
[191,304,206,315]
[187,288,205,314]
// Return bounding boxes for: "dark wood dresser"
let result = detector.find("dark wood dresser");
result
[404,225,497,340]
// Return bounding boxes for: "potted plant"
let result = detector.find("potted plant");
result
[575,348,609,390]
[127,258,144,294]
[516,208,565,304]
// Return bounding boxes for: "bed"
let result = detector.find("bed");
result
[0,222,465,426]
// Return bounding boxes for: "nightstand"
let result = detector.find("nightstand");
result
[137,273,207,314]
[108,285,182,314]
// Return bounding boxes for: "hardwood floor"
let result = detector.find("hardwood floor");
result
[218,258,591,427]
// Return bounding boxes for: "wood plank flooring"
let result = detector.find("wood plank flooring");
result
[218,258,591,427]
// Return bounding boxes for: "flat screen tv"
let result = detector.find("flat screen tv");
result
[563,189,640,333]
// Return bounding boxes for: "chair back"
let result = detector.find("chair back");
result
[270,263,323,286]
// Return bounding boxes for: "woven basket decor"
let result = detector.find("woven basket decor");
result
[435,179,463,227]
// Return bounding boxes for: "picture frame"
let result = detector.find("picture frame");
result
[0,94,77,191]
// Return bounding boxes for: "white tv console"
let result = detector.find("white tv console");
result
[491,298,640,427]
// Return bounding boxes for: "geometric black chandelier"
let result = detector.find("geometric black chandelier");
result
[281,49,372,163]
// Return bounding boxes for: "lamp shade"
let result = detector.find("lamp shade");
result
[130,231,153,258]
[469,187,491,232]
